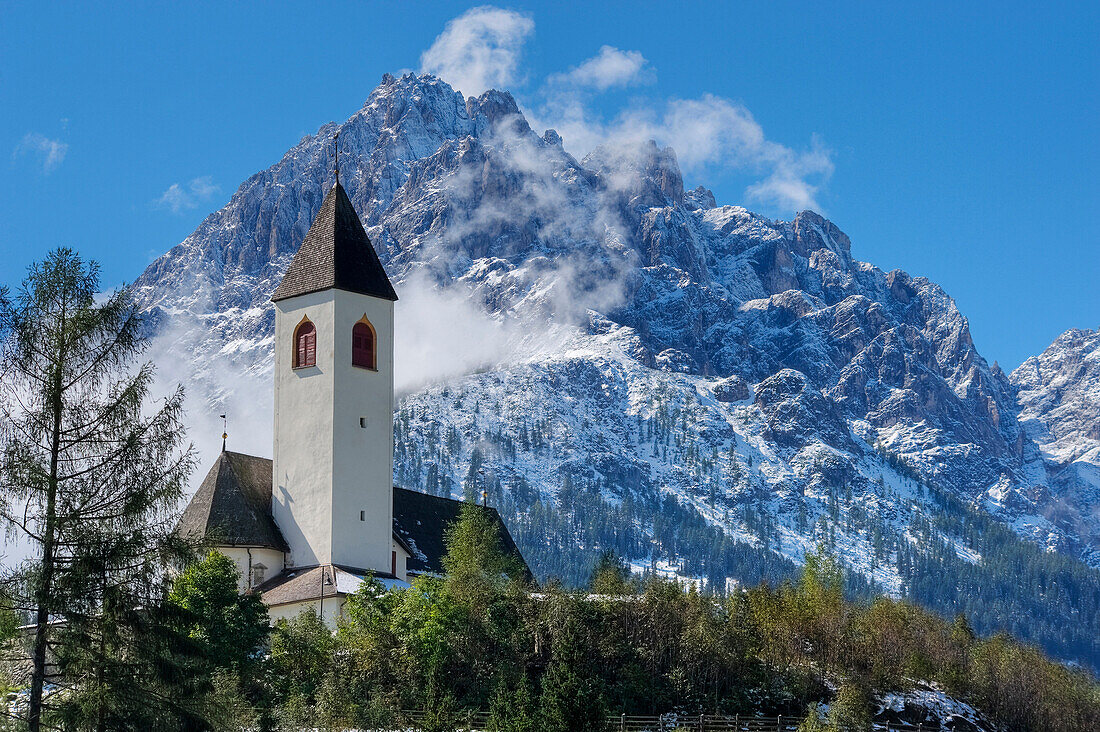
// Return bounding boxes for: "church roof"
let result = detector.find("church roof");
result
[176,454,530,581]
[254,564,402,607]
[393,486,531,580]
[175,451,289,552]
[270,181,398,303]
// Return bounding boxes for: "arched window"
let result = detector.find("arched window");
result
[352,319,376,369]
[294,320,316,368]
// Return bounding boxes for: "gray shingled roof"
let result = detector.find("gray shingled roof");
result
[270,181,398,303]
[254,564,400,606]
[255,565,340,606]
[175,451,289,552]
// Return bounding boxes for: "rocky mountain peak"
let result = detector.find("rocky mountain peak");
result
[792,210,852,259]
[466,88,521,123]
[132,72,1100,589]
[583,140,685,207]
[1012,328,1100,458]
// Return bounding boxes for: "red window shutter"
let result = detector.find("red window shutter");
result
[352,322,375,368]
[304,332,315,366]
[295,322,316,368]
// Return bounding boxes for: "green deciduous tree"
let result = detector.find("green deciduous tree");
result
[827,681,872,732]
[269,608,334,729]
[168,550,271,725]
[168,551,269,672]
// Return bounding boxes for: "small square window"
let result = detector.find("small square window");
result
[360,510,365,522]
[360,417,368,428]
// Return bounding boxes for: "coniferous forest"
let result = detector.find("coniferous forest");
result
[393,398,1100,671]
[1,252,1098,731]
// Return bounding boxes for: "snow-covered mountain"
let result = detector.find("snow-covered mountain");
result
[1011,328,1100,557]
[134,73,1100,663]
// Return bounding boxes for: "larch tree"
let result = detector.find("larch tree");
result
[0,249,194,731]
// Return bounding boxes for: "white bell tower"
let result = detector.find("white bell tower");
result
[270,173,398,575]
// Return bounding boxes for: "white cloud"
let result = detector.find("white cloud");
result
[553,46,651,90]
[744,135,833,211]
[13,132,68,173]
[416,6,833,212]
[656,95,833,211]
[394,273,526,394]
[530,92,833,213]
[155,176,220,214]
[419,6,534,97]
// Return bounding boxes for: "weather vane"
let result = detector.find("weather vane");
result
[334,131,340,185]
[220,413,228,452]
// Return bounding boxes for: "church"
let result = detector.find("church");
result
[176,165,528,624]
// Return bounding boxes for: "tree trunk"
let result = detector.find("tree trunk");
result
[28,315,64,732]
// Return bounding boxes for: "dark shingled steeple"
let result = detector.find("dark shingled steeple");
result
[271,181,398,303]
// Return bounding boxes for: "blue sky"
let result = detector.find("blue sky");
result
[1,1,1096,369]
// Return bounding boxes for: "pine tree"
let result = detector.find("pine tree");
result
[0,250,194,730]
[463,447,484,503]
[588,550,632,595]
[486,676,536,732]
[538,616,606,732]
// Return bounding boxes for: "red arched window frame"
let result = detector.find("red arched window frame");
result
[293,320,316,368]
[352,318,376,369]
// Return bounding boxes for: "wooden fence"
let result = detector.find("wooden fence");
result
[400,710,935,731]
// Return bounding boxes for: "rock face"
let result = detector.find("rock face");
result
[134,73,1098,584]
[1011,328,1100,565]
[712,376,749,403]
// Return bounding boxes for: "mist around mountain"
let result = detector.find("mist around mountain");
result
[133,73,1100,668]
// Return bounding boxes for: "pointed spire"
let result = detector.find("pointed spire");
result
[271,177,398,303]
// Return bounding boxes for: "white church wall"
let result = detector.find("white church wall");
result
[329,289,394,575]
[267,597,345,627]
[272,291,337,568]
[214,547,286,593]
[246,547,286,589]
[392,540,410,583]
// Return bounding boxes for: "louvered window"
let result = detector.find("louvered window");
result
[294,321,316,368]
[352,321,376,369]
